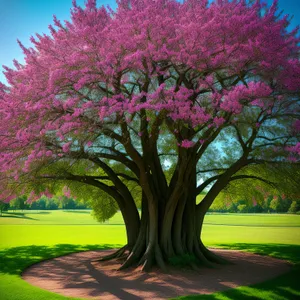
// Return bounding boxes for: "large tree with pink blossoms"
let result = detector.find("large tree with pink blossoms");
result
[1,0,300,271]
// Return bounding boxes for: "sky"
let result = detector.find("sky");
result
[0,0,300,84]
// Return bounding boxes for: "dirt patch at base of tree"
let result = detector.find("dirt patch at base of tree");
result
[22,249,291,300]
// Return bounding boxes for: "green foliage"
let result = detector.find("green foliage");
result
[64,181,120,222]
[44,198,59,210]
[209,192,297,214]
[19,195,90,210]
[289,201,300,214]
[30,197,46,210]
[90,193,118,222]
[269,197,283,212]
[205,161,300,214]
[9,196,29,210]
[0,201,9,215]
[237,204,247,213]
[59,196,77,210]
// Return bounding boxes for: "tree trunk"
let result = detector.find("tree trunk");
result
[119,199,141,249]
[94,145,239,271]
[96,176,228,271]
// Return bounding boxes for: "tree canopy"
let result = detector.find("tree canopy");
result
[0,0,299,271]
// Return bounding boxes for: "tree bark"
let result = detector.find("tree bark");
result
[94,159,231,272]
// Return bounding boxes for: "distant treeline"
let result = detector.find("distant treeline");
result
[0,195,90,213]
[1,194,300,215]
[208,195,300,214]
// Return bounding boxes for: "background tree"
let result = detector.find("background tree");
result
[9,196,29,211]
[46,198,59,210]
[288,201,300,214]
[0,201,9,216]
[0,0,299,271]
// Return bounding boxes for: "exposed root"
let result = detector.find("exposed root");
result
[188,262,201,271]
[139,243,156,272]
[116,252,130,262]
[141,245,167,272]
[118,250,139,270]
[194,240,216,268]
[118,234,146,270]
[155,244,168,272]
[199,241,233,265]
[92,242,228,273]
[141,257,154,272]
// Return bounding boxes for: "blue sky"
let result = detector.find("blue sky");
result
[0,0,299,84]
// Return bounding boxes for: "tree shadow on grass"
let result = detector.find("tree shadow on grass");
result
[1,243,300,300]
[0,244,117,276]
[0,212,38,220]
[176,243,300,300]
[215,243,300,264]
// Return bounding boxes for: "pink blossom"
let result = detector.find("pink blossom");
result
[213,117,225,127]
[0,0,299,212]
[180,140,195,148]
[62,186,71,198]
[288,156,297,162]
[45,150,53,157]
[62,142,72,153]
[43,189,53,198]
[293,120,300,132]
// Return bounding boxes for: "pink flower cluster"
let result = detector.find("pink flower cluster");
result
[0,0,299,202]
[179,139,195,148]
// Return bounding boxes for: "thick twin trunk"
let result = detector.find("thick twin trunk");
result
[99,179,227,271]
[98,149,237,271]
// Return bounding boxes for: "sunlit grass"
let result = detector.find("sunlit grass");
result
[0,210,300,300]
[2,209,300,227]
[0,209,125,225]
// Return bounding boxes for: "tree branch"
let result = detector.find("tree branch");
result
[229,175,276,187]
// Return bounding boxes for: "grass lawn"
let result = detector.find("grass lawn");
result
[0,210,300,299]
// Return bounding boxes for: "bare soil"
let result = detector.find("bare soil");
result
[22,249,291,300]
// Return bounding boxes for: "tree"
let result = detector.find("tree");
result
[288,201,299,214]
[269,195,288,213]
[9,196,28,211]
[237,204,247,213]
[45,198,59,210]
[60,196,77,210]
[269,197,281,212]
[0,0,299,271]
[0,201,9,216]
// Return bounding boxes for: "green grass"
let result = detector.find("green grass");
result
[204,213,300,227]
[0,210,300,300]
[2,210,299,227]
[0,225,127,247]
[0,209,125,225]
